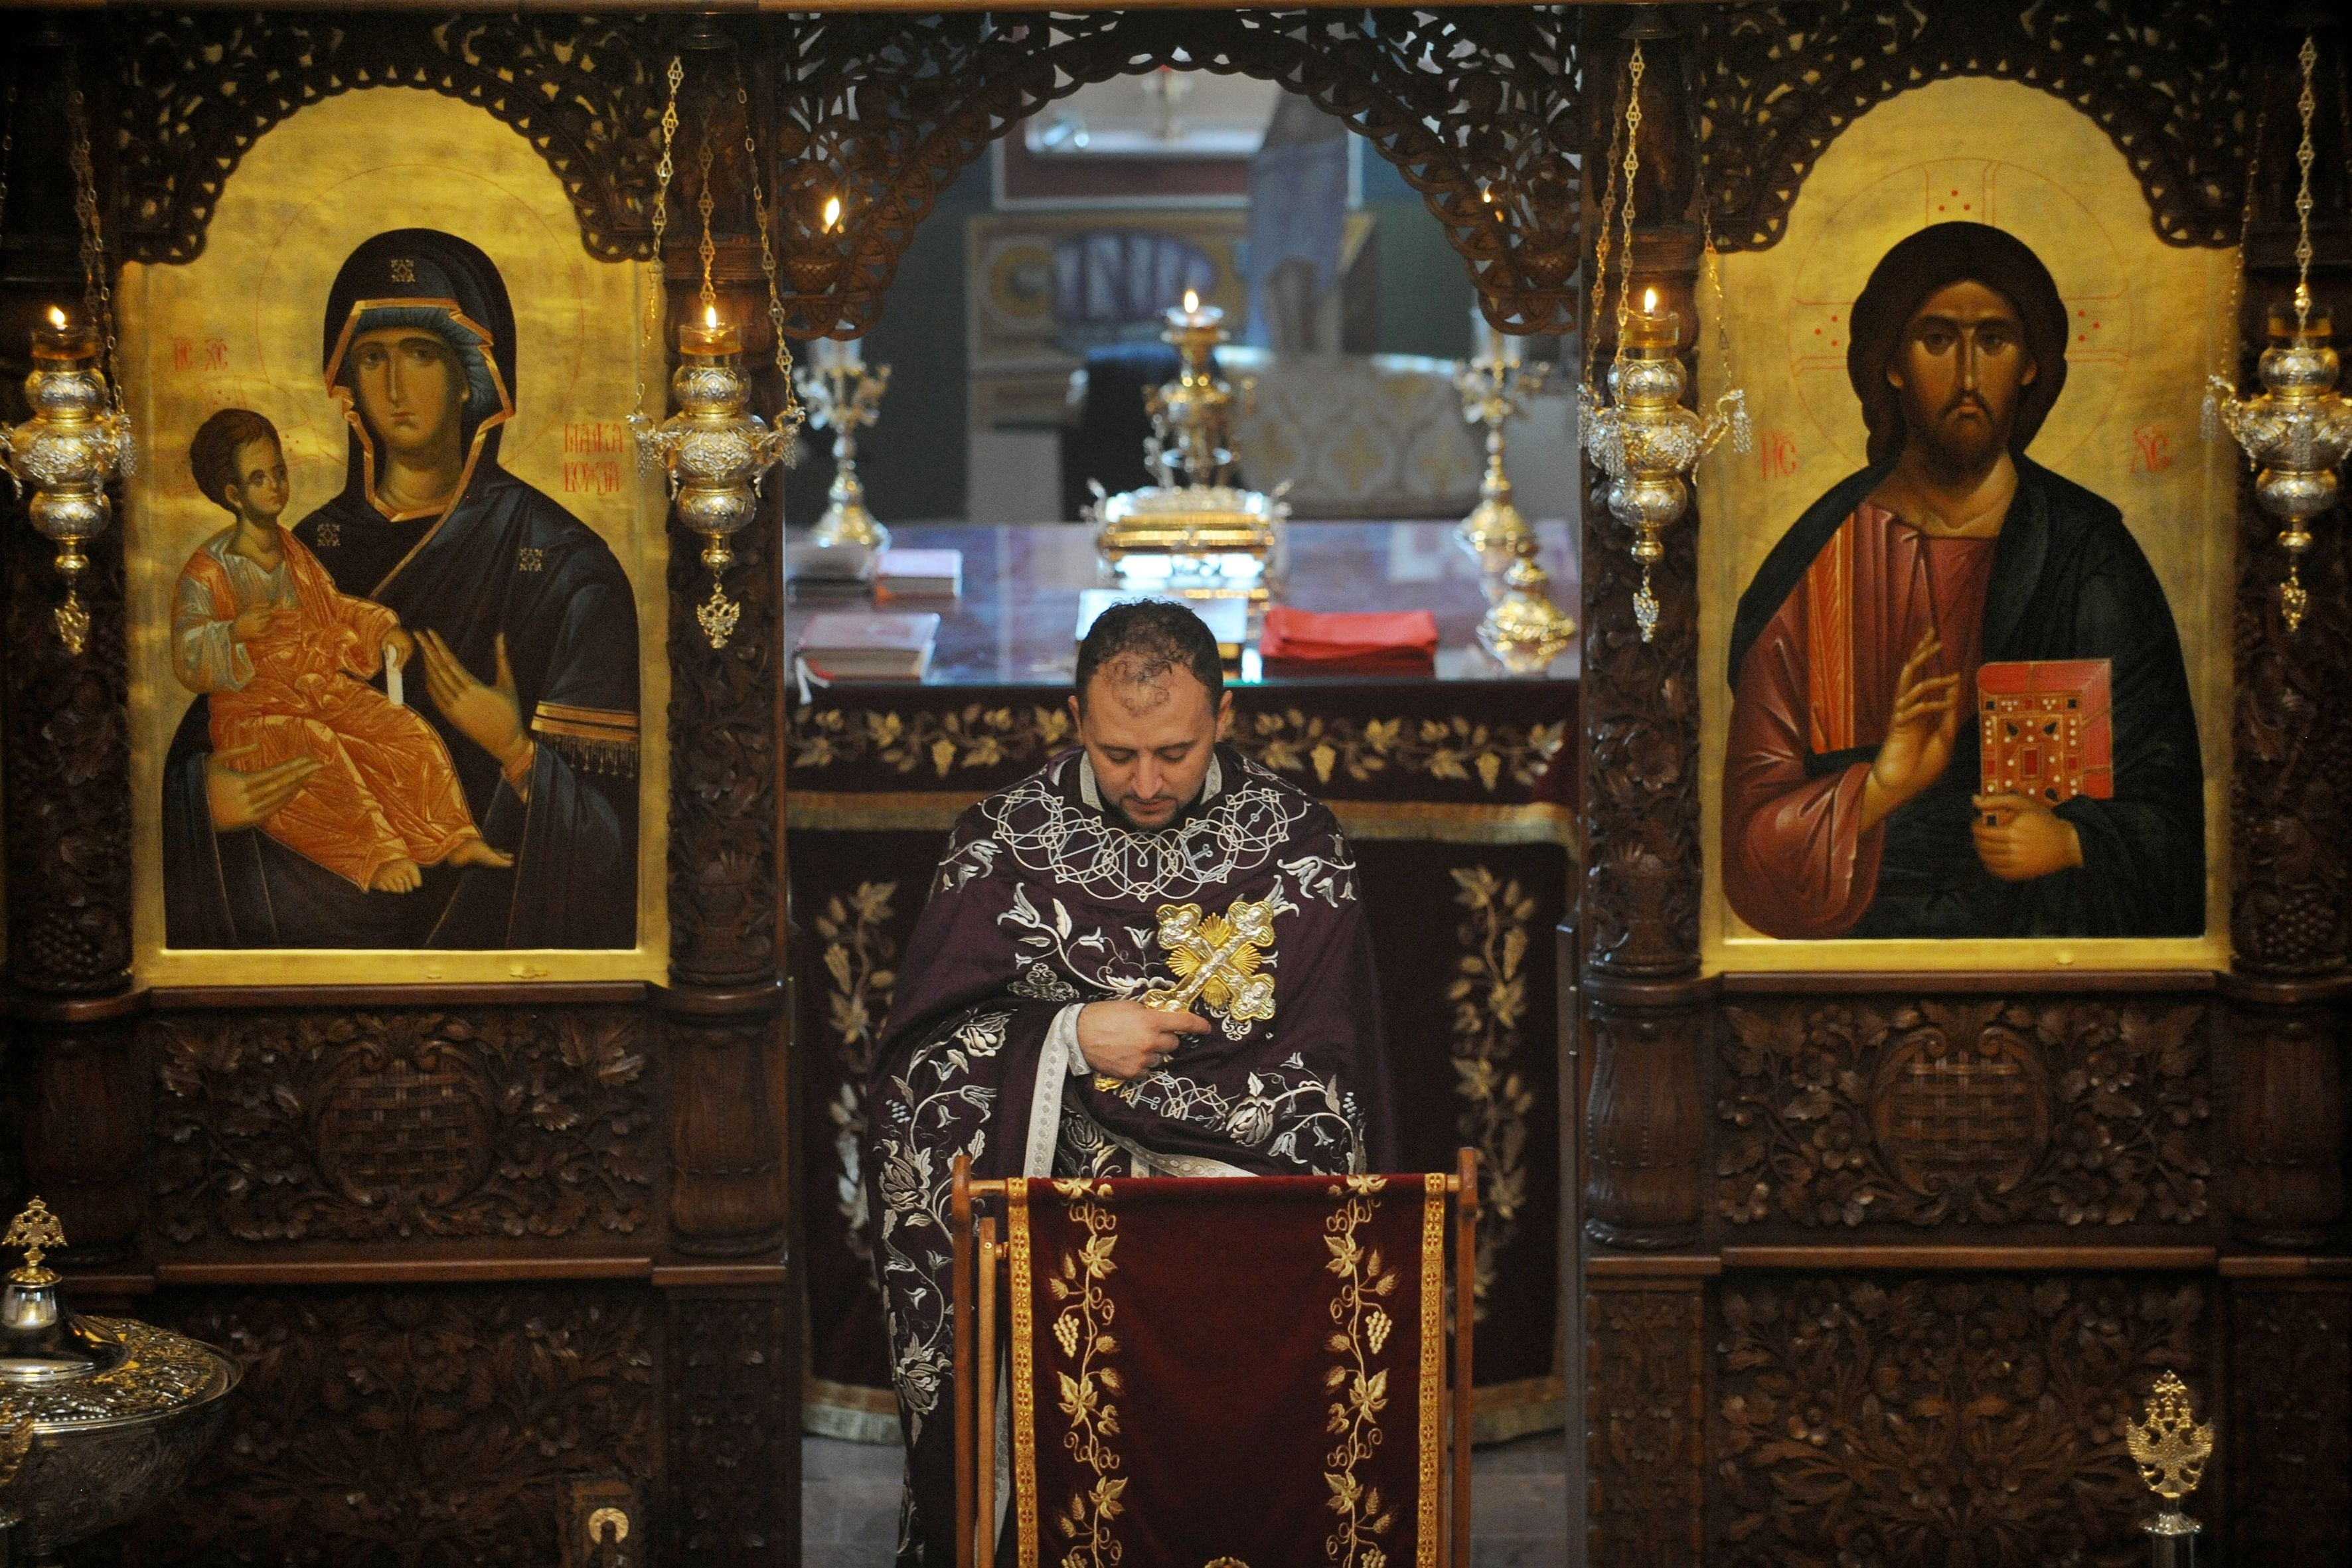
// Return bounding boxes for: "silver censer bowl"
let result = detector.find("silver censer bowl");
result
[0,1201,238,1565]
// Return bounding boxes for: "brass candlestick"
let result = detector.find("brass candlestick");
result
[1088,291,1285,604]
[1453,328,1550,570]
[1478,542,1577,675]
[2126,1371,2213,1568]
[797,342,892,551]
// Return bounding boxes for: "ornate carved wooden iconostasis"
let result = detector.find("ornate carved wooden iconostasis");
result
[1578,6,2351,1566]
[0,3,2343,1566]
[0,8,1581,1564]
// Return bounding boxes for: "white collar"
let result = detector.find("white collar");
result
[1077,749,1222,819]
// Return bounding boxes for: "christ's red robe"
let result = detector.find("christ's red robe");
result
[1724,501,1999,939]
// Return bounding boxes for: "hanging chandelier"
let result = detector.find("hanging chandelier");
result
[2206,34,2352,635]
[1577,38,1749,644]
[629,51,806,651]
[0,65,133,655]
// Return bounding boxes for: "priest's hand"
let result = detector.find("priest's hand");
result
[205,744,321,831]
[1077,998,1212,1080]
[416,630,534,775]
[1859,630,1962,831]
[1972,793,2084,881]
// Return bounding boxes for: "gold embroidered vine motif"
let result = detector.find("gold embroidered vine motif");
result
[787,703,1566,794]
[1324,1172,1399,1568]
[1243,712,1566,793]
[819,881,898,1285]
[1048,1178,1125,1567]
[1447,867,1536,1318]
[790,704,1074,777]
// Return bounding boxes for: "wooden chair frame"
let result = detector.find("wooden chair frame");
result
[951,1148,1480,1568]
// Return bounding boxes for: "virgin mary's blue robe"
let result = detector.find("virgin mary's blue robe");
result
[161,226,638,951]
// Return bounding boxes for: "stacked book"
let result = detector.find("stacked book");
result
[875,548,964,601]
[1259,606,1439,676]
[786,539,878,601]
[794,611,940,681]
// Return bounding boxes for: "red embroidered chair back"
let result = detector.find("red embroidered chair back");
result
[953,1151,1478,1568]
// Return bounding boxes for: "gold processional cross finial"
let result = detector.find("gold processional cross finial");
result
[2125,1371,2215,1504]
[1095,895,1280,1097]
[3,1198,66,1286]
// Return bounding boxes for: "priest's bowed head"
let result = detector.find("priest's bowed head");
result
[1724,222,2204,941]
[862,599,1394,1565]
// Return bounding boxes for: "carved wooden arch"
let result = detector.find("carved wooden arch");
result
[764,9,1582,337]
[1689,1,2251,252]
[110,10,1581,335]
[110,12,672,266]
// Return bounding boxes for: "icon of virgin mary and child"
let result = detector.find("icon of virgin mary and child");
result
[163,228,640,950]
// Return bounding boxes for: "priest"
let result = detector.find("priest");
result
[865,599,1395,1564]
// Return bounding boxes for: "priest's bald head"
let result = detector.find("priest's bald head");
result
[1069,599,1234,830]
[1847,222,2070,469]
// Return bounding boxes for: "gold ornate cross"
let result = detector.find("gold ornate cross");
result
[1093,896,1279,1097]
[1144,896,1277,1027]
[2125,1371,2215,1502]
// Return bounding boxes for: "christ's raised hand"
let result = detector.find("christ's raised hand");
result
[1859,629,1962,832]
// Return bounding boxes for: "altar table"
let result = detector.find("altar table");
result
[786,519,1577,1445]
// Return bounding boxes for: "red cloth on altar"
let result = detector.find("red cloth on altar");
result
[1723,502,1999,939]
[1004,1172,1448,1568]
[1261,606,1440,676]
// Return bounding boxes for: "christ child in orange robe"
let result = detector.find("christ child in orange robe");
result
[173,409,512,892]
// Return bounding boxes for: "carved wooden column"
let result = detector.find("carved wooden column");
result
[1,30,146,1266]
[2223,21,2351,1255]
[653,34,798,1561]
[1579,12,1709,1255]
[1578,15,1711,1567]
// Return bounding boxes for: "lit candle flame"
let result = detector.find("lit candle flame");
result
[46,306,66,329]
[1642,287,1659,315]
[1183,289,1200,313]
[822,195,842,232]
[704,303,720,329]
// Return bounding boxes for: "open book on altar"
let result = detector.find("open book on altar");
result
[1978,658,2112,806]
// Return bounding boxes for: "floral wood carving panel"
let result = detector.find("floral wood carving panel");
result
[1689,2,2250,253]
[667,1292,797,1563]
[1588,1286,1705,1568]
[100,1287,658,1567]
[149,1008,655,1245]
[111,11,671,265]
[2230,481,2352,973]
[3,524,131,993]
[768,9,1582,335]
[1715,1000,2211,1232]
[668,521,783,985]
[1714,1273,2212,1568]
[2228,1283,2352,1560]
[1581,465,1702,971]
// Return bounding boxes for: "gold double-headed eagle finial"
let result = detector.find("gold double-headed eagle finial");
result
[2125,1371,2215,1503]
[3,1198,66,1286]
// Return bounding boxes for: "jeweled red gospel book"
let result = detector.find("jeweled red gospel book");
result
[1978,658,2113,805]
